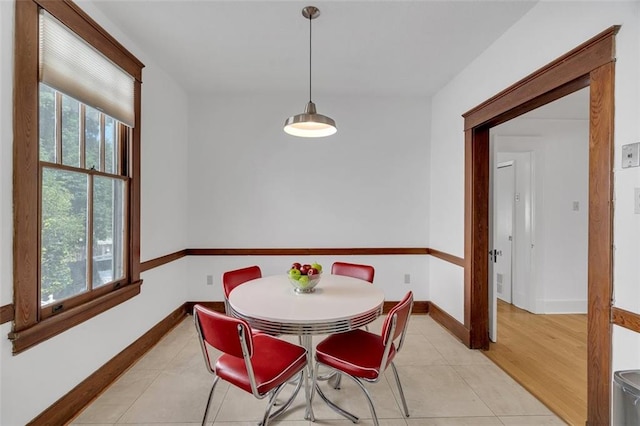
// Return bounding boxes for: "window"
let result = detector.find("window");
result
[11,0,144,353]
[38,85,128,317]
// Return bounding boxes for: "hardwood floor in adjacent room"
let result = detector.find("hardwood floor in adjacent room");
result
[483,300,587,426]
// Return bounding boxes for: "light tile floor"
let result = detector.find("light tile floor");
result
[71,314,566,425]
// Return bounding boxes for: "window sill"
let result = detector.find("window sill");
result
[8,280,142,354]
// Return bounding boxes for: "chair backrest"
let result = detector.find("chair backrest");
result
[381,291,414,352]
[193,304,253,369]
[331,261,375,283]
[222,265,262,299]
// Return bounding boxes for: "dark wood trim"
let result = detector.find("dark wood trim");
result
[13,0,40,334]
[586,60,614,425]
[140,247,465,274]
[383,300,428,314]
[480,76,591,130]
[465,126,490,349]
[612,307,640,334]
[462,27,618,426]
[130,79,142,281]
[188,247,429,256]
[1,304,14,324]
[140,249,188,273]
[34,0,144,80]
[9,281,142,354]
[184,301,226,315]
[428,248,464,267]
[428,301,470,346]
[463,26,619,129]
[27,304,185,426]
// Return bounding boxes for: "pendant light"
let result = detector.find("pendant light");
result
[284,6,337,138]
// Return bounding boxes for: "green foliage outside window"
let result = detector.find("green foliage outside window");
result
[39,83,124,305]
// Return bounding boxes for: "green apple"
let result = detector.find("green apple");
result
[298,276,310,287]
[311,262,323,273]
[289,268,302,280]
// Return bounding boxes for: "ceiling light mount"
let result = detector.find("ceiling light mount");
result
[284,5,337,138]
[301,6,320,20]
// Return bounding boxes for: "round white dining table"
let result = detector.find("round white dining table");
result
[227,273,385,421]
[227,273,384,335]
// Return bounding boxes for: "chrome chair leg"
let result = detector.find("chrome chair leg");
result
[261,370,304,424]
[349,375,380,426]
[313,363,359,423]
[390,362,409,417]
[310,360,319,405]
[202,376,220,426]
[260,384,281,426]
[329,372,342,389]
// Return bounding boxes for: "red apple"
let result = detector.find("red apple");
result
[291,262,302,270]
[307,267,319,276]
[300,264,311,275]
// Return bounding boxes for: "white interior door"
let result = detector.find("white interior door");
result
[508,152,533,311]
[490,162,515,341]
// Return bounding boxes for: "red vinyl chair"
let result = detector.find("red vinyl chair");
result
[331,261,375,283]
[193,304,307,426]
[328,261,376,389]
[311,291,414,426]
[222,265,262,313]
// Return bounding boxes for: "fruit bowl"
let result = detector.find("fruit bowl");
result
[288,272,322,293]
[288,262,323,293]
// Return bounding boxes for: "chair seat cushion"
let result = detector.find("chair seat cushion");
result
[215,334,307,395]
[315,329,396,380]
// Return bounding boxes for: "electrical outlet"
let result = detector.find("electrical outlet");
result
[404,274,411,284]
[206,275,213,285]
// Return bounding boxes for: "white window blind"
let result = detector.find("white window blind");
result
[39,10,135,127]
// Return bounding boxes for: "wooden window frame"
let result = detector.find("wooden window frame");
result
[11,0,144,354]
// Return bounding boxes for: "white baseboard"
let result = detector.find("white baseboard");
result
[539,299,587,314]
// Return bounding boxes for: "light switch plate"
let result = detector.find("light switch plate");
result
[622,143,640,168]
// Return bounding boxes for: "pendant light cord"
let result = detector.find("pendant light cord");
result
[308,14,312,103]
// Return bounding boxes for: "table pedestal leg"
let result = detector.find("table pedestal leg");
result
[301,335,315,421]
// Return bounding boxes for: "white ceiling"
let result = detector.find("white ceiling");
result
[88,0,538,97]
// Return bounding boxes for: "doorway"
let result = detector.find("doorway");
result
[490,152,535,341]
[487,89,590,423]
[462,26,617,425]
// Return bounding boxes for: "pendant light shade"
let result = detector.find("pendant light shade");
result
[284,6,336,138]
[284,101,337,137]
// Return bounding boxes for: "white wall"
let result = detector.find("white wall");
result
[429,0,640,375]
[0,1,190,424]
[186,93,431,301]
[0,0,12,418]
[187,255,428,303]
[494,118,589,314]
[0,0,13,311]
